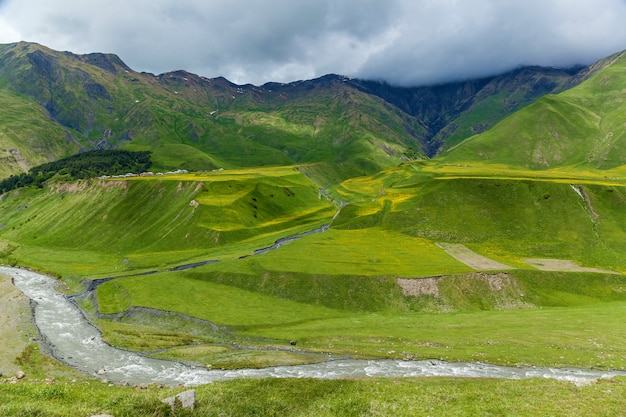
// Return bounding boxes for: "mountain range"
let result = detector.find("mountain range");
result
[0,41,608,180]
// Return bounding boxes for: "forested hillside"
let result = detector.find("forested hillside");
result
[0,150,151,193]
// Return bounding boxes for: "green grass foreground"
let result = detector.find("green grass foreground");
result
[1,377,625,416]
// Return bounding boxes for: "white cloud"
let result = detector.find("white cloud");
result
[1,0,626,86]
[0,15,20,41]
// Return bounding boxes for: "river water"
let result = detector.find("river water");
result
[3,266,625,386]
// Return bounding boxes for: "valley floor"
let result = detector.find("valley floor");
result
[2,266,626,416]
[3,162,626,415]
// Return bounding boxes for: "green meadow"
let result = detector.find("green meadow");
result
[3,162,626,366]
[92,265,626,370]
[2,160,626,375]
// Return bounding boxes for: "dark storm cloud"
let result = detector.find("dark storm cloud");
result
[1,0,626,86]
[355,0,626,85]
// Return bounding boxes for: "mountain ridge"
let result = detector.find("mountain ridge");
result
[350,65,585,155]
[0,42,422,178]
[0,41,616,179]
[442,49,626,169]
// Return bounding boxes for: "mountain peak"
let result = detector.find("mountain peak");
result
[75,52,132,75]
[0,41,133,75]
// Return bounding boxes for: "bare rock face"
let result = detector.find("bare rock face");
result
[162,389,196,411]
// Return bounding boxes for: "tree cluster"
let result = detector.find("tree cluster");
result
[0,150,152,194]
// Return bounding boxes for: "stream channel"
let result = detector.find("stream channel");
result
[3,265,626,386]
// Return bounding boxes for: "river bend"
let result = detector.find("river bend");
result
[3,266,625,386]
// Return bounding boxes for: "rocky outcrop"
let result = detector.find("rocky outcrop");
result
[162,389,196,411]
[398,272,534,311]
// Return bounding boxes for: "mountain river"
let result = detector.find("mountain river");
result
[3,265,626,386]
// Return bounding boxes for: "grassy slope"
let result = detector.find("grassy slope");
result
[94,265,626,369]
[0,159,595,375]
[126,74,422,175]
[3,163,626,370]
[13,264,624,417]
[86,164,626,372]
[0,168,336,276]
[142,79,419,172]
[442,51,626,169]
[0,89,78,178]
[3,162,626,415]
[331,162,626,271]
[435,67,582,151]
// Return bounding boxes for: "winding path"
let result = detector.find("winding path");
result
[3,265,626,387]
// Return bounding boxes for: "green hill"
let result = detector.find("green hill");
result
[330,161,626,272]
[0,167,336,276]
[442,51,626,168]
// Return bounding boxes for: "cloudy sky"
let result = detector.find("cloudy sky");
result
[1,0,626,86]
